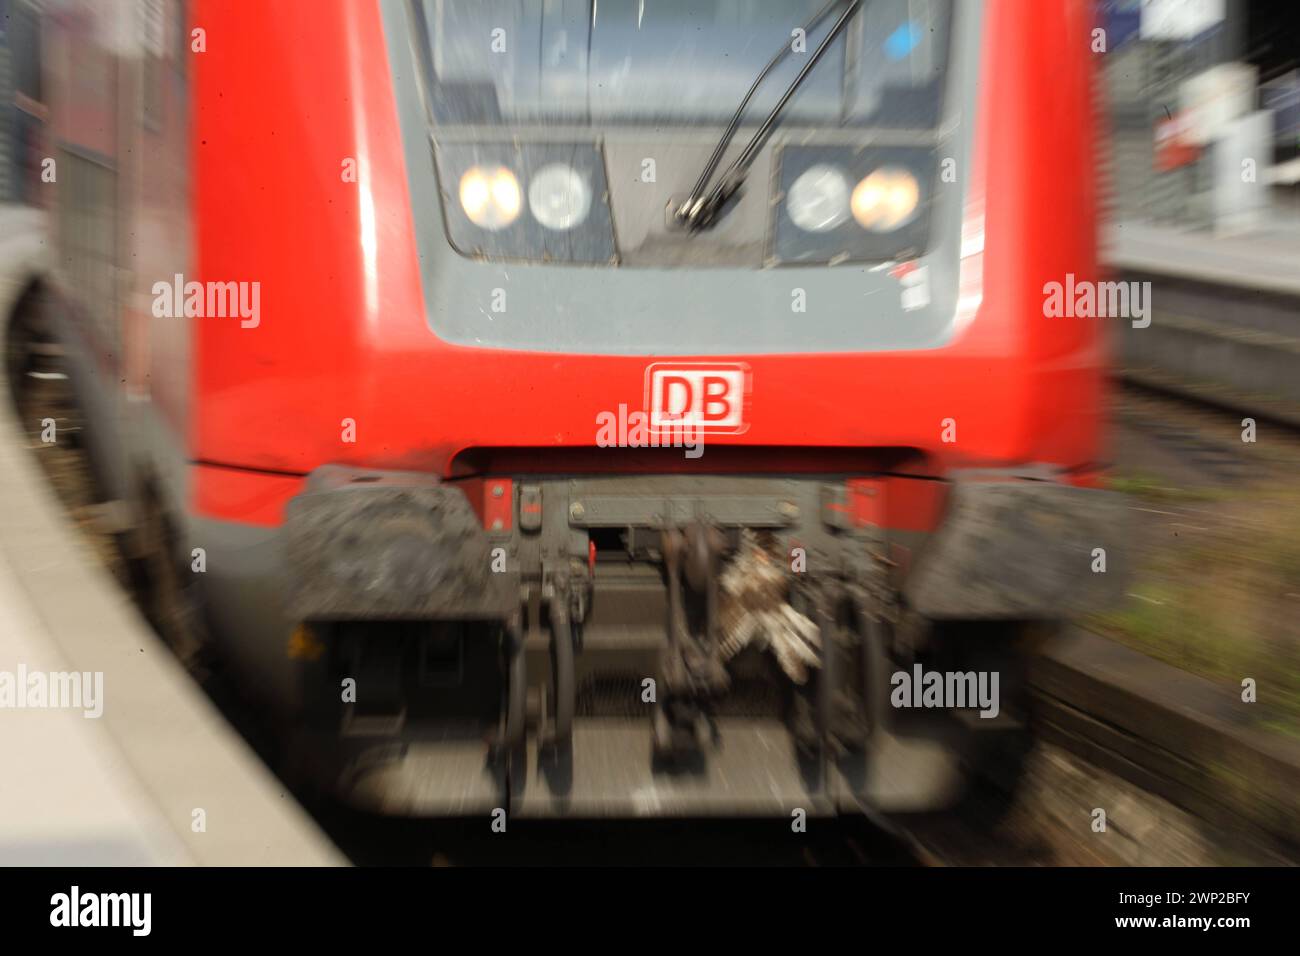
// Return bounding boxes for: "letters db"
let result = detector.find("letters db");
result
[645,363,750,435]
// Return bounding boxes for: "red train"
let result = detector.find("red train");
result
[16,0,1122,816]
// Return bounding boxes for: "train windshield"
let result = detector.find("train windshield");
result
[417,0,953,129]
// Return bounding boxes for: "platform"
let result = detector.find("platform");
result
[0,205,343,865]
[1103,218,1300,297]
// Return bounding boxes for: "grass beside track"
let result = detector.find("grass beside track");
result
[1094,392,1300,738]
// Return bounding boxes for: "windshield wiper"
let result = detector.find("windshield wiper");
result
[673,0,862,233]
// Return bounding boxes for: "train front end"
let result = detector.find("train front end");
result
[192,0,1121,817]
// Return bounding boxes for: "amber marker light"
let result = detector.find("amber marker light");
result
[851,167,920,231]
[459,165,522,230]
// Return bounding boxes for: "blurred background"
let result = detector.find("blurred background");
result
[1100,0,1297,230]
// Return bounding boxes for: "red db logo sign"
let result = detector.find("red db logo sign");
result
[645,363,750,434]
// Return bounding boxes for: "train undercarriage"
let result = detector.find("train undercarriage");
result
[274,466,1120,817]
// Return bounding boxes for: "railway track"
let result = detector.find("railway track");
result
[1065,376,1300,862]
[1112,378,1300,486]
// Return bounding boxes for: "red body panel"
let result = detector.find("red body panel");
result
[191,0,1104,526]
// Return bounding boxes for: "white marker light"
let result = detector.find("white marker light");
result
[528,164,592,231]
[787,165,850,232]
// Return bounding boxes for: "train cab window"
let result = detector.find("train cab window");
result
[419,0,952,130]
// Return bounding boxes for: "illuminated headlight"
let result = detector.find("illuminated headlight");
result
[436,143,616,263]
[852,168,920,232]
[458,165,521,231]
[528,164,592,231]
[787,165,850,232]
[773,146,935,264]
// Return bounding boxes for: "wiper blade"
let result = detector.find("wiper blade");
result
[673,0,862,233]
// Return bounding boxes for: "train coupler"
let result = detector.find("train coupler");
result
[786,580,888,765]
[543,575,576,752]
[651,522,729,765]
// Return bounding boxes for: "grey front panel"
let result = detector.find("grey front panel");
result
[380,0,983,356]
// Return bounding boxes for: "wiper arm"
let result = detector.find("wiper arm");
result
[673,0,862,233]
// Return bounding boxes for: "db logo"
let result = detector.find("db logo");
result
[645,363,750,434]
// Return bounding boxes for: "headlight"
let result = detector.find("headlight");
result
[773,146,935,265]
[458,165,521,231]
[852,168,920,232]
[436,143,616,264]
[528,164,592,231]
[787,165,850,232]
